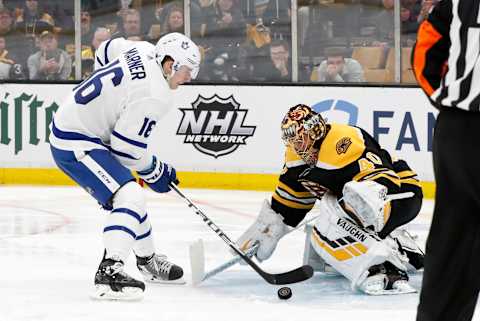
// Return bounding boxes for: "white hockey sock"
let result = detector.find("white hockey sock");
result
[103,207,145,262]
[133,214,155,258]
[105,182,148,262]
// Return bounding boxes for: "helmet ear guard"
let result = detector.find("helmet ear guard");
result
[281,104,327,165]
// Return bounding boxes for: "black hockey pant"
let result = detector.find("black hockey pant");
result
[417,108,480,321]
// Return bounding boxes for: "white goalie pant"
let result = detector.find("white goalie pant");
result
[309,193,407,290]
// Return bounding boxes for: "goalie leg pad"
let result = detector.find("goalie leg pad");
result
[310,193,410,294]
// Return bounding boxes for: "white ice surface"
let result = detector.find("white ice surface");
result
[0,186,476,321]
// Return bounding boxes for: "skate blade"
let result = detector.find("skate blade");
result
[143,275,186,285]
[363,281,417,296]
[90,284,144,301]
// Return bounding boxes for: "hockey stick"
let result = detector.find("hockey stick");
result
[190,213,321,285]
[386,192,414,201]
[170,183,314,285]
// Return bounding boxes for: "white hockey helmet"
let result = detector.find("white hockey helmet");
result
[155,32,201,79]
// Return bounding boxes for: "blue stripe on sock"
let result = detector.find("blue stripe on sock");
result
[136,228,152,240]
[104,225,137,239]
[111,208,147,223]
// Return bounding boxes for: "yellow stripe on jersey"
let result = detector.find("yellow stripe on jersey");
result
[396,170,418,179]
[272,192,315,210]
[384,201,392,224]
[366,173,401,187]
[277,181,314,198]
[353,168,401,187]
[352,168,388,181]
[316,124,366,170]
[401,178,421,187]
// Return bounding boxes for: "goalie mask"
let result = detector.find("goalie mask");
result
[281,104,327,166]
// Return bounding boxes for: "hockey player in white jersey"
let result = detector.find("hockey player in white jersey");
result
[94,37,154,71]
[49,32,201,300]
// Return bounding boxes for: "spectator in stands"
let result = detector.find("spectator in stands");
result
[0,7,26,75]
[44,0,74,36]
[205,0,246,45]
[92,27,111,51]
[203,0,246,81]
[373,0,394,45]
[81,10,95,45]
[15,0,55,37]
[417,0,438,23]
[373,0,420,47]
[80,27,111,78]
[400,4,420,45]
[27,30,71,80]
[0,35,15,79]
[0,7,12,34]
[193,0,215,38]
[160,4,184,37]
[314,46,365,83]
[262,0,291,41]
[255,39,291,82]
[119,8,143,40]
[14,0,55,70]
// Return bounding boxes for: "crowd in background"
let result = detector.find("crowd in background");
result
[0,0,438,83]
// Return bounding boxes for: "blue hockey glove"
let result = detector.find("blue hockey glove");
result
[137,156,178,193]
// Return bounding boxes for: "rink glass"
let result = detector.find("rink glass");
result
[2,0,418,85]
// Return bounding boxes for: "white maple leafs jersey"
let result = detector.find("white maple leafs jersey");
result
[94,38,153,70]
[50,38,172,171]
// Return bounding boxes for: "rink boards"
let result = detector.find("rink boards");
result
[0,83,436,197]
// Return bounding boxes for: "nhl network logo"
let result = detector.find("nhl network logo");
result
[176,94,256,158]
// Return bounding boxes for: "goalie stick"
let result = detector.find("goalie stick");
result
[170,183,314,285]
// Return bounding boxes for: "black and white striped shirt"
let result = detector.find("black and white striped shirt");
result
[413,0,480,111]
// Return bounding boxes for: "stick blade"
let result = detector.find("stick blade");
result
[189,239,205,286]
[263,265,314,285]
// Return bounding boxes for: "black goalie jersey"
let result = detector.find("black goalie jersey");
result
[271,123,422,228]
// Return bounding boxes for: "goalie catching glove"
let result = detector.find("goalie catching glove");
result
[137,156,178,193]
[235,199,291,262]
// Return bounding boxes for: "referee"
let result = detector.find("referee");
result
[413,1,480,320]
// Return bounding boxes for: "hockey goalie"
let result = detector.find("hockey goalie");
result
[236,104,424,295]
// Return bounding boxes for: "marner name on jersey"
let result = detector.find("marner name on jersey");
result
[124,47,146,80]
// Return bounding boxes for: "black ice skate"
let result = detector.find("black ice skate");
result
[358,261,416,295]
[91,257,145,301]
[136,253,185,284]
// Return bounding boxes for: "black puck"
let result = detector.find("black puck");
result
[277,287,292,300]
